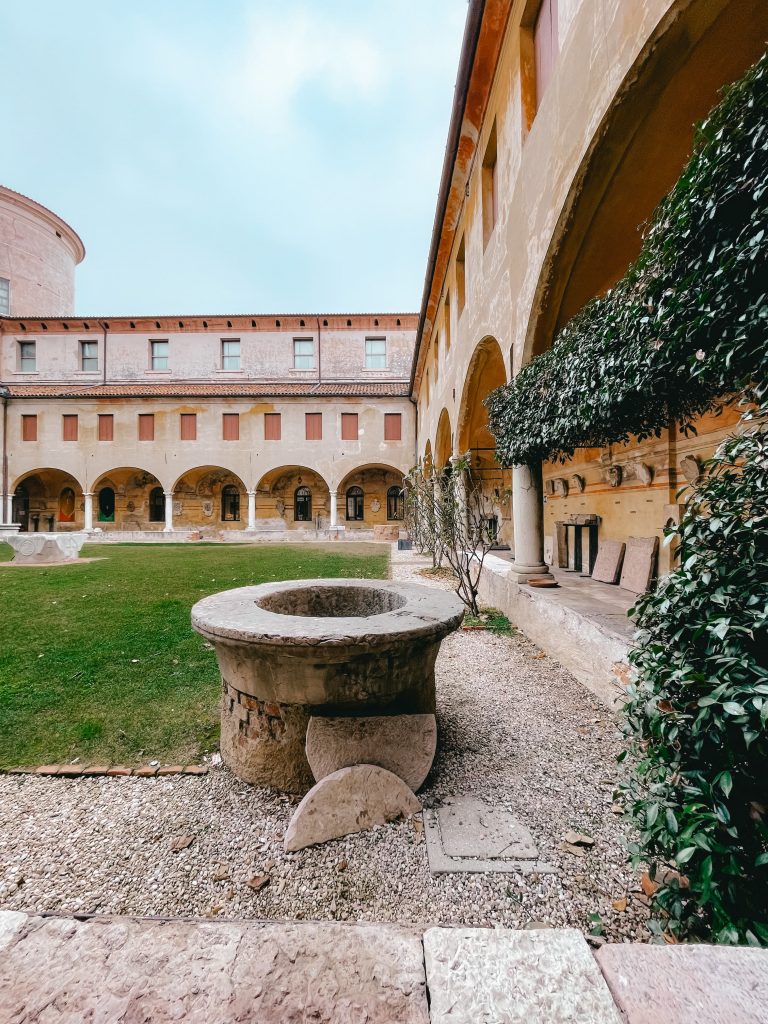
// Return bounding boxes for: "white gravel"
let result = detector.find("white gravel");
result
[0,549,648,941]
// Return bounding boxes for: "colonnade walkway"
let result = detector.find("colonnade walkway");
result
[2,911,766,1022]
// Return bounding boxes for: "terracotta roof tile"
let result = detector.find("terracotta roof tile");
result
[4,381,411,400]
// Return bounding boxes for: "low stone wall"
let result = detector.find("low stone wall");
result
[81,529,383,544]
[477,555,631,707]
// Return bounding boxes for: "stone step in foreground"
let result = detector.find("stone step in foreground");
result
[2,911,768,1023]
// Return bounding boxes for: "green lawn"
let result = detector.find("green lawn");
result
[0,542,388,769]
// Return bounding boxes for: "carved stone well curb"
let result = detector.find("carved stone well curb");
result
[191,578,464,793]
[6,532,86,564]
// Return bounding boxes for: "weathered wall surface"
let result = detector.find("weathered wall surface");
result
[0,187,84,317]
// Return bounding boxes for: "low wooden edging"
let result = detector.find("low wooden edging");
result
[3,764,209,778]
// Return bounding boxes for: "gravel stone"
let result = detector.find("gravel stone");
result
[0,548,648,942]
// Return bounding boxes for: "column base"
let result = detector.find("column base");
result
[162,526,175,534]
[245,526,258,533]
[511,562,553,584]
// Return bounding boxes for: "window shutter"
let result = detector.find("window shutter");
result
[534,0,558,106]
[62,414,78,441]
[223,413,240,441]
[305,413,322,440]
[22,415,37,441]
[98,414,114,441]
[341,413,358,440]
[180,413,197,440]
[138,414,155,441]
[264,413,281,440]
[384,413,402,441]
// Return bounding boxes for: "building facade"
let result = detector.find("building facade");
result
[412,0,766,578]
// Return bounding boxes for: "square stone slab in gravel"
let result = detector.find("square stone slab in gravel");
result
[424,926,622,1023]
[424,795,556,874]
[0,912,429,1023]
[596,942,768,1023]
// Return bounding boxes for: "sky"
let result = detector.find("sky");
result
[2,1,468,316]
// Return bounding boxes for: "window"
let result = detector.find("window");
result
[482,121,499,248]
[221,339,240,370]
[62,414,78,441]
[59,487,76,523]
[98,414,114,441]
[150,340,169,370]
[534,0,559,108]
[98,486,115,523]
[384,413,402,441]
[149,486,165,522]
[346,486,364,521]
[444,291,451,351]
[18,341,36,373]
[365,337,387,369]
[138,413,155,441]
[0,277,9,315]
[293,338,314,369]
[456,235,466,314]
[264,412,281,440]
[294,485,312,522]
[387,485,404,521]
[305,412,322,440]
[222,413,240,441]
[221,484,240,522]
[80,340,98,372]
[180,413,197,440]
[341,413,358,441]
[21,414,37,441]
[433,335,439,383]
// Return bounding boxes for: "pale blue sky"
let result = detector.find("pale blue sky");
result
[2,1,467,315]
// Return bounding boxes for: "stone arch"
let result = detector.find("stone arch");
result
[90,467,164,530]
[523,0,767,365]
[423,439,434,476]
[10,467,85,532]
[335,463,406,529]
[434,408,453,470]
[171,465,248,530]
[255,465,331,529]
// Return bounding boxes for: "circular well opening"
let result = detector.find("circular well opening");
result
[257,585,406,618]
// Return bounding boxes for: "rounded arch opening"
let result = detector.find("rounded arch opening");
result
[434,408,453,470]
[255,465,330,529]
[10,468,84,532]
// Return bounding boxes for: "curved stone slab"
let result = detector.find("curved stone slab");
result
[306,714,437,791]
[284,764,421,852]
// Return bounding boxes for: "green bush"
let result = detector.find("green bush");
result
[486,51,768,466]
[621,409,768,944]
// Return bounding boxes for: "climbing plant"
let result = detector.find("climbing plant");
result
[485,51,768,467]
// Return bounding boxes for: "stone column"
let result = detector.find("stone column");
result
[246,490,257,532]
[163,491,174,533]
[510,462,551,583]
[83,492,94,533]
[329,490,338,528]
[4,493,12,525]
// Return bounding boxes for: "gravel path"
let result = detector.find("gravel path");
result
[0,548,648,941]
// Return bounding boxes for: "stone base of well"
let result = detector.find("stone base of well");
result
[5,532,86,564]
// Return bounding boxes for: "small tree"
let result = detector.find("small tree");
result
[405,454,501,614]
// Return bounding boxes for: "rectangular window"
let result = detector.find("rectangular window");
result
[222,412,240,440]
[482,121,499,248]
[21,414,37,441]
[80,340,98,372]
[534,0,559,108]
[305,412,322,441]
[456,235,466,314]
[341,412,358,441]
[444,292,451,351]
[180,413,197,440]
[384,413,402,441]
[18,341,36,373]
[150,339,169,370]
[264,412,281,440]
[365,337,387,369]
[62,414,78,441]
[221,339,240,370]
[138,413,155,441]
[98,414,114,441]
[0,277,9,315]
[293,338,314,369]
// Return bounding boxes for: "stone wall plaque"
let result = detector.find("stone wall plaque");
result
[619,536,659,594]
[591,540,626,584]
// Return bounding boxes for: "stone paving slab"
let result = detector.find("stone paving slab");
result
[423,926,622,1023]
[596,942,768,1023]
[0,913,429,1023]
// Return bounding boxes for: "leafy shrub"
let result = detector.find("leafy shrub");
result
[621,408,768,944]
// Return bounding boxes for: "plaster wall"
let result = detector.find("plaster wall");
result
[0,188,83,317]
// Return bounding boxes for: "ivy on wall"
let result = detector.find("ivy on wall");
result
[485,52,768,467]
